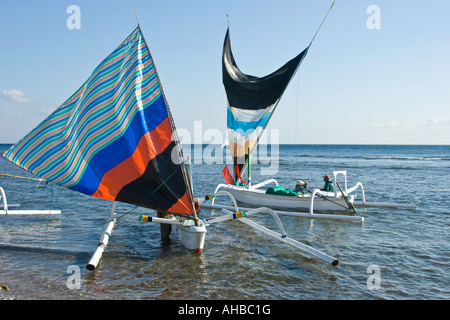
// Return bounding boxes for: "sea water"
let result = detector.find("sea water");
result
[0,144,449,300]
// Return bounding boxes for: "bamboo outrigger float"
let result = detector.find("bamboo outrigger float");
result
[0,183,61,216]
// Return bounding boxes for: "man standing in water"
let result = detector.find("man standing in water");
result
[157,210,173,244]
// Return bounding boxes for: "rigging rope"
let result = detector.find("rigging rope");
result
[295,0,335,144]
[0,173,45,182]
[310,0,335,47]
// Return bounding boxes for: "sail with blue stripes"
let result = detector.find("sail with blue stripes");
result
[222,27,309,182]
[2,26,195,217]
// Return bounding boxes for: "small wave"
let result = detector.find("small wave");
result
[361,156,447,161]
[295,154,447,161]
[0,243,91,258]
[384,166,421,170]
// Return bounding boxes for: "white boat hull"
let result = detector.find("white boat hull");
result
[137,215,207,254]
[177,223,207,253]
[218,185,354,212]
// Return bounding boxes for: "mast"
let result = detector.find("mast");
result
[138,25,199,224]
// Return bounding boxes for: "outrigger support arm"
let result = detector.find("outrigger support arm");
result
[207,191,340,266]
[239,216,339,266]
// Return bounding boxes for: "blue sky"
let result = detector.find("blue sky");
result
[0,0,449,144]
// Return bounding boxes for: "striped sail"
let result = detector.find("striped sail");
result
[2,26,195,217]
[222,27,309,181]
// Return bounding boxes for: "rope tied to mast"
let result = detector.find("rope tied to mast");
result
[310,0,335,47]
